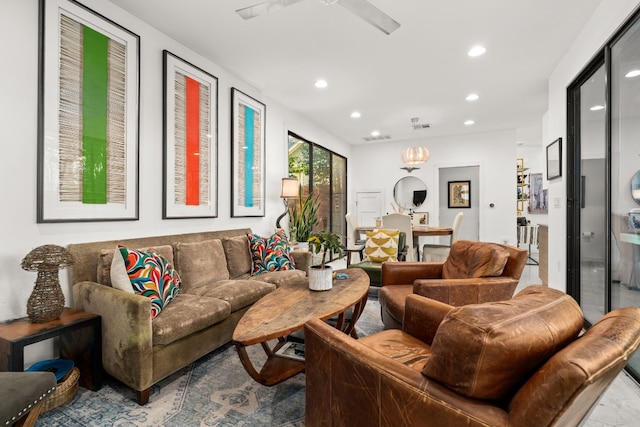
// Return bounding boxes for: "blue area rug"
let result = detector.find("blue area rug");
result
[37,294,384,426]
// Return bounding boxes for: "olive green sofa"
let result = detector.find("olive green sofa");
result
[69,228,310,405]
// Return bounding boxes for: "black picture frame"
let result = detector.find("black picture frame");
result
[448,180,471,208]
[546,138,562,180]
[162,50,219,219]
[37,0,140,222]
[230,88,266,217]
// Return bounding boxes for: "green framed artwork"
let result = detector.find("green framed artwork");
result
[37,0,140,222]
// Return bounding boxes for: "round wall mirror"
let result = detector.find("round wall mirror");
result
[393,176,427,211]
[632,170,640,205]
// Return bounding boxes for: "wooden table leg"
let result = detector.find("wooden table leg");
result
[235,342,305,386]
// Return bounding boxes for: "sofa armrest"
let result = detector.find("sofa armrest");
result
[73,281,153,390]
[303,318,508,427]
[413,277,519,306]
[403,294,452,345]
[381,262,444,286]
[291,250,312,275]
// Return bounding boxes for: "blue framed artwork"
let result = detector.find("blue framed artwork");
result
[230,88,266,217]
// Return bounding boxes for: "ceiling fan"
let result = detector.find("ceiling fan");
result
[236,0,400,35]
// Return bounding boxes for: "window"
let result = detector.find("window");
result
[288,132,347,263]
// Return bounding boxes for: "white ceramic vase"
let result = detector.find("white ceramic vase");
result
[308,266,333,291]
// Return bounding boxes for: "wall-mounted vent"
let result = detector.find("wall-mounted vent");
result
[362,134,392,142]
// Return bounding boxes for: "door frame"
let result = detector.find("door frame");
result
[432,161,485,240]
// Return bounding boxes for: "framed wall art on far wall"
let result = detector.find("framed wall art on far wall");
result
[37,0,140,223]
[448,180,471,208]
[529,173,548,214]
[546,137,562,180]
[230,88,266,217]
[163,50,218,219]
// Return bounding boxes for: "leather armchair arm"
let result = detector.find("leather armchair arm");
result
[73,281,153,390]
[381,262,444,287]
[403,294,452,345]
[413,277,519,306]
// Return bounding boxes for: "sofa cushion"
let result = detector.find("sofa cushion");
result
[113,245,181,318]
[442,240,509,279]
[422,285,583,401]
[248,269,306,287]
[152,293,231,345]
[359,329,432,370]
[363,229,399,263]
[248,232,295,275]
[189,279,276,312]
[222,235,253,278]
[174,239,230,292]
[98,245,174,287]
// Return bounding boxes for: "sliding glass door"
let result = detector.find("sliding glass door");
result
[288,132,347,263]
[610,15,640,377]
[567,10,640,381]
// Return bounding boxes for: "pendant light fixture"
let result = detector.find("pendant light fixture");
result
[401,118,430,172]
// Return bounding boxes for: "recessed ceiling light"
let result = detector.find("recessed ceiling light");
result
[371,130,380,137]
[314,79,328,88]
[466,93,479,101]
[350,111,361,118]
[468,45,486,57]
[625,69,640,78]
[590,105,605,111]
[464,120,475,126]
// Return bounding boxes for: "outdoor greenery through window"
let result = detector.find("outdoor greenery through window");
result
[288,132,346,264]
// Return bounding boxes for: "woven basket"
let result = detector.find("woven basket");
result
[42,367,79,412]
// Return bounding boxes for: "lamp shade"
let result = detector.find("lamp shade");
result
[280,178,299,198]
[401,146,430,165]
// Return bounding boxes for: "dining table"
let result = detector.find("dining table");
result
[355,225,453,262]
[356,225,453,239]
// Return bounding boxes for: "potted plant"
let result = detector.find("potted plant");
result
[289,192,320,249]
[307,231,344,291]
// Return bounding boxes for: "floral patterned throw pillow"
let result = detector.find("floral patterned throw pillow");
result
[248,231,295,275]
[116,245,181,318]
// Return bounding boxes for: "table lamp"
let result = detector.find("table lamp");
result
[276,177,299,230]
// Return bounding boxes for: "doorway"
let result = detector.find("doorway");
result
[355,190,384,227]
[438,166,480,242]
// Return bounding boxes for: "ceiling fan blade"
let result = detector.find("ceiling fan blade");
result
[236,0,306,20]
[337,0,400,35]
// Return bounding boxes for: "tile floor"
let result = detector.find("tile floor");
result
[330,253,640,426]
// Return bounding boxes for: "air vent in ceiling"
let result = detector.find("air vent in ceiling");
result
[413,123,431,129]
[362,134,392,142]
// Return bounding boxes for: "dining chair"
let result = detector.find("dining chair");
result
[345,212,365,266]
[382,213,417,261]
[422,212,464,262]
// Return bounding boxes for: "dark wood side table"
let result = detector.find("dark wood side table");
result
[0,307,102,391]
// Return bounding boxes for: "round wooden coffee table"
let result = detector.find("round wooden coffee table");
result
[232,268,370,385]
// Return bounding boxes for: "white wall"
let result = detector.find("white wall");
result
[546,0,640,291]
[0,0,351,331]
[351,129,517,244]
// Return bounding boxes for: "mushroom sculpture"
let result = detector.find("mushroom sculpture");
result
[21,244,74,323]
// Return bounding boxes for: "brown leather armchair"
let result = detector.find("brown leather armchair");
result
[304,286,640,427]
[379,240,528,329]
